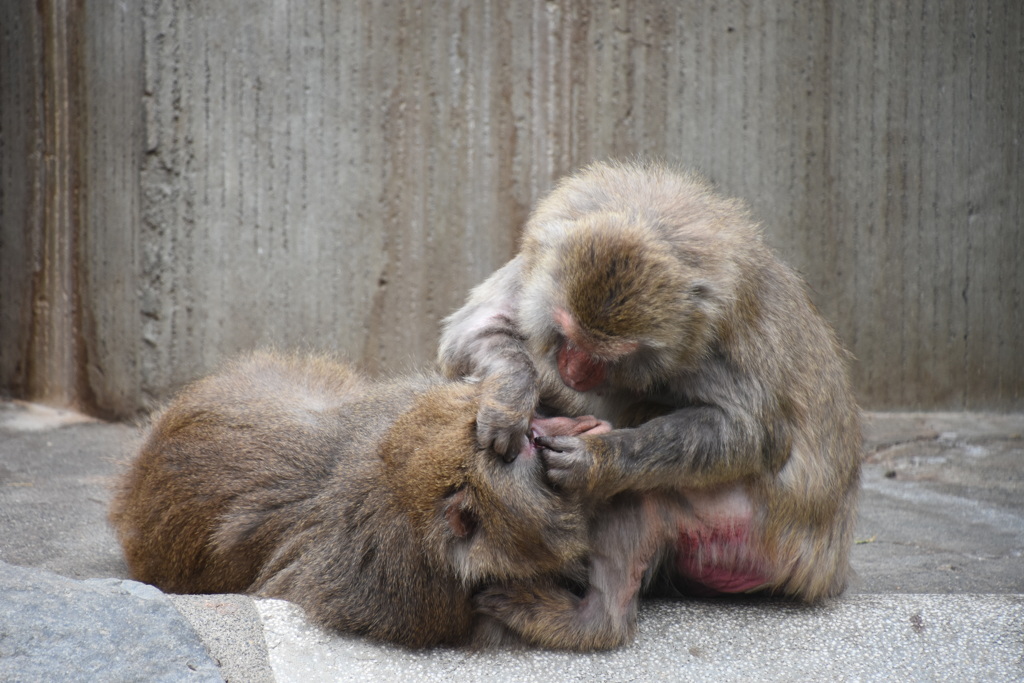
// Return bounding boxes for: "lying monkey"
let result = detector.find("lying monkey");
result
[109,351,609,648]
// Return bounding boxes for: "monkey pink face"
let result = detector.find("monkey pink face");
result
[553,308,638,393]
[557,344,607,392]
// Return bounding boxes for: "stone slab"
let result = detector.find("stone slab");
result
[0,561,222,682]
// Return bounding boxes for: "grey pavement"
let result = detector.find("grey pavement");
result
[1,401,1022,681]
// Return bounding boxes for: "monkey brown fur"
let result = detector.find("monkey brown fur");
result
[439,161,862,650]
[109,351,608,648]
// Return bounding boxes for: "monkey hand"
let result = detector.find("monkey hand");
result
[476,581,574,627]
[476,580,629,651]
[537,434,620,499]
[477,370,539,461]
[476,581,588,650]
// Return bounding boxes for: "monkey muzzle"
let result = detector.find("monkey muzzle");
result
[557,344,608,392]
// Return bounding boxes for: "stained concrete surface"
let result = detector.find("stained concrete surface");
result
[1,403,1022,681]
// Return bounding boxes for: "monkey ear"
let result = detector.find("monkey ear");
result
[444,488,479,538]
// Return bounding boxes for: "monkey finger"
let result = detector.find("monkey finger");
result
[474,585,535,632]
[475,585,513,612]
[475,584,555,625]
[537,439,593,492]
[475,408,530,461]
[533,435,579,453]
[491,430,517,462]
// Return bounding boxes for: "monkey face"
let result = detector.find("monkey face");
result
[519,211,712,398]
[447,413,611,584]
[379,383,607,585]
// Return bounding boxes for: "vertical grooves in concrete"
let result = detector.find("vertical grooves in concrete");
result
[0,3,44,400]
[77,0,144,418]
[28,0,85,410]
[1,1,1021,415]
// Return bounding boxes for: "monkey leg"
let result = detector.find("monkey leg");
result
[477,494,672,651]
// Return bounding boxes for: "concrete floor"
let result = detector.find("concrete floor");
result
[2,403,1022,681]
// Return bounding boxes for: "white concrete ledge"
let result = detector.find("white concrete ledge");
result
[253,595,1024,682]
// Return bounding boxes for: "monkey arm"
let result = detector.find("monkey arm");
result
[541,368,789,498]
[600,406,766,490]
[615,400,676,428]
[438,256,540,457]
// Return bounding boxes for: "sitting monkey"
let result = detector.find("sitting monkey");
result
[439,161,862,650]
[109,351,609,648]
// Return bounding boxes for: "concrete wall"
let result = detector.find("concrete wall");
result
[2,1,1021,417]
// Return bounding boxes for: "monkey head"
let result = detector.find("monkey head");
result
[518,210,724,398]
[379,381,610,584]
